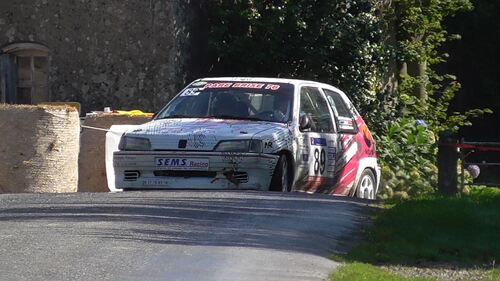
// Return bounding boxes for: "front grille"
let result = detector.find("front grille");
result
[233,172,249,183]
[154,170,216,178]
[124,171,140,181]
[224,171,249,183]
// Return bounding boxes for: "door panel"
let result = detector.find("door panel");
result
[323,88,377,196]
[295,86,337,193]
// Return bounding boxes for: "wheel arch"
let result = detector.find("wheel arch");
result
[353,157,379,197]
[278,149,296,188]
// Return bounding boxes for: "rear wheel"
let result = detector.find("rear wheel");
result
[270,154,291,192]
[356,169,376,199]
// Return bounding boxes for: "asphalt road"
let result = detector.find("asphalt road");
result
[0,191,373,281]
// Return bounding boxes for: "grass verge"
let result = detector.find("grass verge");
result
[329,187,500,281]
[329,263,437,281]
[485,270,500,281]
[347,187,500,265]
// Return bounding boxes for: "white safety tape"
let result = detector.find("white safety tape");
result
[80,125,111,132]
[80,125,129,136]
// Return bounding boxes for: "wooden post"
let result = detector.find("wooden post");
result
[438,132,459,196]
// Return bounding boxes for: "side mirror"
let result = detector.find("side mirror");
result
[299,114,311,131]
[151,112,158,120]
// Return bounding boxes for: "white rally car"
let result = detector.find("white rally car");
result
[114,78,380,199]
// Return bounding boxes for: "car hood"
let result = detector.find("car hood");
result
[124,118,286,151]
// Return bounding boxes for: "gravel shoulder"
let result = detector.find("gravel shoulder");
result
[382,264,493,281]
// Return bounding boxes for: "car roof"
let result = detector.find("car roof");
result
[196,77,345,94]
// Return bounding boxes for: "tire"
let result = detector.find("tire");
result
[122,188,145,192]
[356,169,376,200]
[270,154,291,192]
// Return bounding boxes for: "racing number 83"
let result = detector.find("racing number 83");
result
[313,148,326,175]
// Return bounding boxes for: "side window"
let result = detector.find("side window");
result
[323,89,353,118]
[323,89,357,133]
[299,86,334,133]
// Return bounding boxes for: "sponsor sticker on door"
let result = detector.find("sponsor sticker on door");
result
[310,137,327,146]
[155,157,209,171]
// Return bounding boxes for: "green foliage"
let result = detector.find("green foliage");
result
[376,73,491,198]
[206,0,387,108]
[373,0,490,199]
[205,0,489,199]
[394,0,473,63]
[376,117,437,198]
[347,187,500,265]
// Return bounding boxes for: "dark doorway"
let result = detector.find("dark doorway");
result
[0,42,50,105]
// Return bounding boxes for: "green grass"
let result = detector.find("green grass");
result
[329,263,437,281]
[329,188,500,281]
[329,264,500,281]
[347,187,500,265]
[485,269,500,281]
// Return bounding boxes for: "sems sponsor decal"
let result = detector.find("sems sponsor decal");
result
[155,157,209,171]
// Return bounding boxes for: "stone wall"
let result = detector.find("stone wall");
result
[0,0,193,113]
[0,104,79,193]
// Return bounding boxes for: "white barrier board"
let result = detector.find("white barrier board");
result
[105,125,140,192]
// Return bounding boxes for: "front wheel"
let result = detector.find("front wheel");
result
[356,169,376,200]
[270,155,291,192]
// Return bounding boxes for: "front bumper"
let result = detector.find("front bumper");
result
[113,151,279,190]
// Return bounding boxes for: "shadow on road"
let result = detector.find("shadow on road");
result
[0,191,375,257]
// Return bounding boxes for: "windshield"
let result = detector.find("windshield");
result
[156,81,294,123]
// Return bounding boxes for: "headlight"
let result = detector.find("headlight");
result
[248,140,263,153]
[214,140,263,153]
[118,136,151,151]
